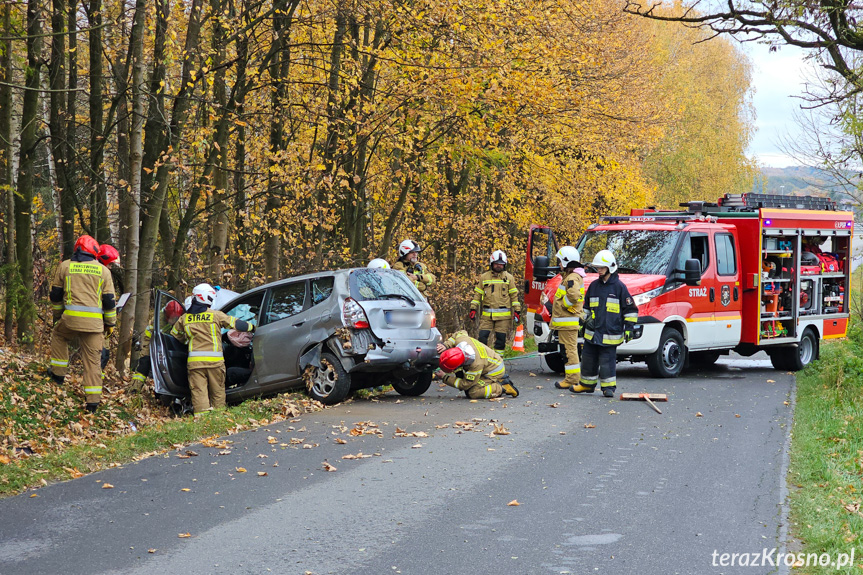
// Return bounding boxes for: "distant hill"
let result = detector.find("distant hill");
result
[752,166,858,203]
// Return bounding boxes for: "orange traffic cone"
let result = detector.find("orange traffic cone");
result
[512,324,525,352]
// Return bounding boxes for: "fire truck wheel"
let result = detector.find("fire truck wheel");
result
[647,328,686,378]
[770,328,818,372]
[543,352,566,374]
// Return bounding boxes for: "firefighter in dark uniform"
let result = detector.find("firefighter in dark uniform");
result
[48,235,117,412]
[434,330,519,399]
[392,239,435,294]
[171,283,254,414]
[572,249,638,397]
[469,250,521,352]
[550,246,585,389]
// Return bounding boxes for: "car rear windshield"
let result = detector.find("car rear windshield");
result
[351,269,422,301]
[576,229,680,275]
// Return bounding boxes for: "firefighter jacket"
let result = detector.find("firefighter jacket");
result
[470,270,521,319]
[550,270,585,331]
[49,252,116,333]
[171,303,254,370]
[393,260,435,293]
[584,272,638,346]
[441,330,506,388]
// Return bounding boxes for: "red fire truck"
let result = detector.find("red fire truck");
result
[525,193,854,377]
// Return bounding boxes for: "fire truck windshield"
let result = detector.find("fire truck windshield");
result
[576,229,680,275]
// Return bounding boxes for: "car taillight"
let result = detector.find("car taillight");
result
[343,298,370,329]
[429,310,436,328]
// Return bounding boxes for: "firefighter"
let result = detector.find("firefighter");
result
[392,240,435,293]
[129,300,185,393]
[551,246,586,390]
[573,249,638,397]
[469,250,521,352]
[170,283,255,414]
[96,244,120,370]
[368,258,390,269]
[434,330,519,399]
[48,235,117,412]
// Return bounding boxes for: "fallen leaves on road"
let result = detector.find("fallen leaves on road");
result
[175,450,198,459]
[548,403,560,408]
[201,437,232,449]
[302,443,315,449]
[29,493,38,498]
[267,436,278,444]
[767,379,775,383]
[434,424,449,429]
[181,488,191,492]
[583,423,595,429]
[342,453,373,460]
[322,462,337,472]
[394,428,428,438]
[350,421,383,437]
[735,414,741,418]
[102,483,114,489]
[178,533,191,538]
[608,410,617,415]
[529,373,536,377]
[411,443,423,449]
[63,467,84,478]
[334,438,347,444]
[148,549,156,553]
[507,500,520,506]
[784,401,790,406]
[235,467,247,473]
[290,437,304,444]
[696,412,703,417]
[257,472,268,477]
[492,424,510,436]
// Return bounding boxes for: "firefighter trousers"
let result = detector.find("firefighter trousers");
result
[188,364,227,413]
[478,316,510,352]
[558,329,581,386]
[443,373,503,399]
[580,341,617,390]
[50,319,104,403]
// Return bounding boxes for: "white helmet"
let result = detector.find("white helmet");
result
[555,246,581,268]
[591,249,618,274]
[192,283,217,306]
[368,258,390,269]
[489,250,507,266]
[184,296,193,309]
[398,239,421,258]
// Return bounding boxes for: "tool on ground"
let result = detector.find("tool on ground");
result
[620,392,667,414]
[512,324,525,352]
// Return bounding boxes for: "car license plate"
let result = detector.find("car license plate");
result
[386,310,419,327]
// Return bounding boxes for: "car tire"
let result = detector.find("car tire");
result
[647,328,686,378]
[306,352,351,405]
[543,351,566,374]
[392,371,433,396]
[770,328,818,372]
[689,351,720,366]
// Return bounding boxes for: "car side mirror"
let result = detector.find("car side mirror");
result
[532,256,557,281]
[682,258,701,286]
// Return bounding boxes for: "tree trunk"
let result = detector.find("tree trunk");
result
[86,0,110,242]
[117,0,146,375]
[208,0,229,281]
[65,0,78,241]
[15,0,43,348]
[49,0,74,258]
[1,0,13,340]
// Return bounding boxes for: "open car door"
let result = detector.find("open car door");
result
[524,225,559,316]
[150,290,190,398]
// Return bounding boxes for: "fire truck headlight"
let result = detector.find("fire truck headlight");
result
[633,287,662,307]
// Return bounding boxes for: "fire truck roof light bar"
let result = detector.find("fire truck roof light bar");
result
[717,193,838,211]
[602,215,698,223]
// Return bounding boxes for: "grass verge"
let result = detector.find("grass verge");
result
[788,320,863,573]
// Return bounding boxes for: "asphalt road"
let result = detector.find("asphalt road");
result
[0,353,795,575]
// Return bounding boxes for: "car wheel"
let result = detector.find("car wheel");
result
[647,328,685,378]
[543,351,566,374]
[689,351,720,366]
[392,371,433,396]
[770,328,818,372]
[306,352,351,405]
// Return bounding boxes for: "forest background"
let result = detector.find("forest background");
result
[0,0,756,373]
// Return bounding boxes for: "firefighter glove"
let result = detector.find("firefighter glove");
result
[513,311,521,325]
[468,310,477,321]
[104,325,114,338]
[583,311,595,332]
[624,326,633,343]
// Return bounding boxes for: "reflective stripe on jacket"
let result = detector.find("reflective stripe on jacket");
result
[470,270,521,315]
[392,260,436,293]
[583,272,638,346]
[550,271,584,331]
[442,330,505,383]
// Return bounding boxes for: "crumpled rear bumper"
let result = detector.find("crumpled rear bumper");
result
[352,338,440,373]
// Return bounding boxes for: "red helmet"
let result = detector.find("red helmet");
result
[74,235,100,258]
[439,347,465,372]
[97,244,120,266]
[165,300,184,321]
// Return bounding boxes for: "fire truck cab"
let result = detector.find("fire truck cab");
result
[525,193,853,377]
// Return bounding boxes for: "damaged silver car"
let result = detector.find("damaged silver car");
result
[150,268,441,411]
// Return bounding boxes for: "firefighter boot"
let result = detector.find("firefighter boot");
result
[85,402,99,413]
[501,376,519,398]
[602,386,616,398]
[554,381,571,390]
[45,369,65,385]
[570,383,596,394]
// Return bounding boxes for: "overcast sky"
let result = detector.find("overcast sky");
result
[742,41,818,168]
